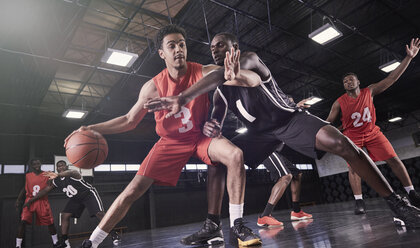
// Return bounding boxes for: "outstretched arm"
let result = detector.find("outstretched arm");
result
[43,170,82,180]
[369,38,420,96]
[23,184,55,208]
[326,100,341,123]
[203,89,228,138]
[65,80,158,146]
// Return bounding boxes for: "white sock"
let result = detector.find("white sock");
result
[16,238,23,247]
[229,203,244,227]
[354,194,363,200]
[51,234,58,244]
[404,185,415,194]
[90,226,109,248]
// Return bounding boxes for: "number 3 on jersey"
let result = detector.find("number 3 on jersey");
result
[174,106,193,133]
[351,107,372,127]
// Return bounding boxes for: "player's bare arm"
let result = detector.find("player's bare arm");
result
[23,184,55,208]
[326,100,341,123]
[65,80,158,146]
[369,38,419,96]
[203,90,228,138]
[15,187,26,211]
[43,170,82,180]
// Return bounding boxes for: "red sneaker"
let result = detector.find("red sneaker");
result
[257,215,284,227]
[291,210,313,221]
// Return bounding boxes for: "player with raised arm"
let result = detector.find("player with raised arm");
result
[326,38,420,214]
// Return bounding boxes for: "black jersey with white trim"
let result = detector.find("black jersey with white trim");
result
[217,76,299,132]
[52,176,95,200]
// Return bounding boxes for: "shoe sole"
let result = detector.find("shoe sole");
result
[237,238,262,247]
[180,236,224,246]
[257,223,284,228]
[291,216,313,221]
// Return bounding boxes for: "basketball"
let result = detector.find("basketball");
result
[65,130,108,169]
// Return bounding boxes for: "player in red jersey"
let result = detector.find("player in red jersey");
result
[327,38,420,214]
[66,25,260,248]
[15,158,59,248]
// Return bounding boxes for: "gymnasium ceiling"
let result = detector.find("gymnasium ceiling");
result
[1,0,420,146]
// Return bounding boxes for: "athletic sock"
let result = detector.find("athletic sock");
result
[51,234,58,244]
[207,213,221,226]
[16,238,23,248]
[90,226,109,248]
[229,203,244,227]
[404,185,415,194]
[354,194,363,200]
[261,203,274,217]
[292,201,301,213]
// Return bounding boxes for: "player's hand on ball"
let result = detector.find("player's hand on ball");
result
[203,119,222,138]
[64,126,89,147]
[43,171,58,180]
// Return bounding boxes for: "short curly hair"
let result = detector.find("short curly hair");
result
[155,24,187,49]
[342,72,358,81]
[214,32,239,45]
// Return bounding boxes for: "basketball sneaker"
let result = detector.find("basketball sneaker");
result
[386,193,420,228]
[56,239,71,248]
[354,199,366,215]
[111,231,121,245]
[408,190,420,208]
[291,210,313,220]
[257,215,283,227]
[180,218,224,246]
[80,240,92,248]
[229,218,262,247]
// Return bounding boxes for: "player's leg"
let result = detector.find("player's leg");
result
[60,212,72,248]
[258,152,292,227]
[16,220,27,248]
[83,175,154,248]
[290,172,313,220]
[315,125,420,227]
[37,200,58,246]
[348,167,366,214]
[206,136,261,246]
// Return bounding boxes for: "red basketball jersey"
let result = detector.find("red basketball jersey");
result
[25,171,49,200]
[338,87,379,137]
[153,62,210,139]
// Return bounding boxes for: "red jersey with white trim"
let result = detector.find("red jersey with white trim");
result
[153,62,209,139]
[25,171,49,201]
[338,87,379,137]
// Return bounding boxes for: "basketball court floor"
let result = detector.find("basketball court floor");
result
[57,198,420,248]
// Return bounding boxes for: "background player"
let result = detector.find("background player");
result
[15,158,59,248]
[66,25,260,248]
[23,160,121,248]
[326,38,420,214]
[146,32,420,239]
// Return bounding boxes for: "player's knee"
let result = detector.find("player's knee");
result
[283,174,293,183]
[230,147,243,166]
[122,187,141,203]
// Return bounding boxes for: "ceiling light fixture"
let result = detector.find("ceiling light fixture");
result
[235,127,248,134]
[379,59,401,73]
[388,116,402,123]
[101,48,138,67]
[304,96,323,105]
[308,23,343,45]
[62,109,88,119]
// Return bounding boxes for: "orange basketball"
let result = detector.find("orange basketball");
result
[65,130,108,169]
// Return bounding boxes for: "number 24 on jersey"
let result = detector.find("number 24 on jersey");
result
[351,107,372,127]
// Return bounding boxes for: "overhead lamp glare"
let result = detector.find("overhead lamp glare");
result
[379,59,401,73]
[62,109,88,119]
[101,48,138,67]
[308,23,343,45]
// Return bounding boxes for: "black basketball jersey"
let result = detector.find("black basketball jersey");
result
[52,176,95,201]
[217,76,299,132]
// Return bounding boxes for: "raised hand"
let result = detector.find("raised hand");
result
[202,119,222,138]
[144,95,182,118]
[406,38,420,58]
[64,126,89,147]
[224,47,241,81]
[43,171,58,180]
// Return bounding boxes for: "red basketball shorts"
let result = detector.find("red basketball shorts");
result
[348,130,397,162]
[137,134,214,186]
[21,199,54,225]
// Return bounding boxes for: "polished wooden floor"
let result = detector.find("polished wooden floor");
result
[67,198,420,248]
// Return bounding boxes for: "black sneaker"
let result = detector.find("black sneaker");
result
[354,199,366,215]
[81,240,92,248]
[408,190,420,208]
[229,218,261,247]
[180,218,224,246]
[386,193,420,228]
[111,231,121,246]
